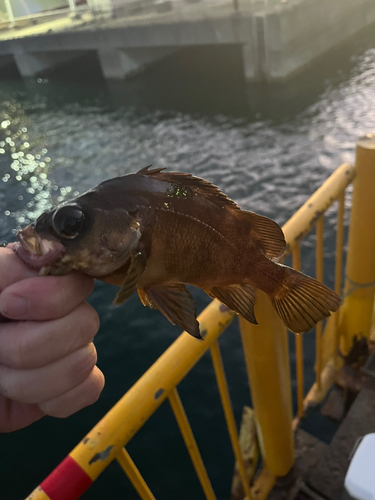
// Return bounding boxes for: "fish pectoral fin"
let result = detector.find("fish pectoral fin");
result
[113,255,144,305]
[204,284,257,325]
[144,284,202,339]
[238,211,286,259]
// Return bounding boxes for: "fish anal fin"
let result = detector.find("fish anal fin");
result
[138,288,156,309]
[238,211,286,259]
[204,284,257,325]
[271,268,342,333]
[145,284,201,339]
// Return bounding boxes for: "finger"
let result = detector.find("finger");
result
[0,343,97,404]
[0,302,100,369]
[0,247,37,293]
[0,396,44,433]
[38,366,105,418]
[0,272,94,321]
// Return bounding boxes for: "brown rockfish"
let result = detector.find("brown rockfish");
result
[10,167,341,339]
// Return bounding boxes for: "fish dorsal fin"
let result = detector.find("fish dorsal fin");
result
[137,167,240,211]
[204,284,257,325]
[140,284,201,339]
[138,165,166,176]
[138,167,285,258]
[238,211,286,259]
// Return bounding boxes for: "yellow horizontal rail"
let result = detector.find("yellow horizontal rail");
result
[70,301,235,481]
[26,161,356,500]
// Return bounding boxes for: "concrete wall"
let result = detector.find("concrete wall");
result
[0,0,374,82]
[0,17,253,55]
[264,0,375,80]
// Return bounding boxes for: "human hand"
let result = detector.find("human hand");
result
[0,247,104,432]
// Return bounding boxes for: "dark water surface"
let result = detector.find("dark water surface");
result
[1,24,375,500]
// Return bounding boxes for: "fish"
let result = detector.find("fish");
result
[9,166,341,339]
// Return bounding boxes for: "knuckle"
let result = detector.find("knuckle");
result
[82,304,100,340]
[12,325,31,369]
[40,367,104,418]
[74,304,100,346]
[0,365,29,403]
[39,399,69,418]
[68,344,97,385]
[65,303,99,352]
[88,369,105,403]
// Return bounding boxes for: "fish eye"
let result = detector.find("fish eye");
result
[52,205,88,239]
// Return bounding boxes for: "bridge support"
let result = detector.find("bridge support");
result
[98,47,175,79]
[242,44,259,82]
[13,51,85,77]
[0,54,16,71]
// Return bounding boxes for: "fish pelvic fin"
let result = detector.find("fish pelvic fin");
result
[142,284,202,339]
[237,211,286,259]
[270,267,341,333]
[204,284,257,325]
[113,254,145,305]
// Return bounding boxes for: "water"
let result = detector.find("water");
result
[1,24,375,500]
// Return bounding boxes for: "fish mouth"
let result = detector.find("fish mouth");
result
[9,225,66,272]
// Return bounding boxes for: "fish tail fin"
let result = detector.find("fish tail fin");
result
[270,267,341,333]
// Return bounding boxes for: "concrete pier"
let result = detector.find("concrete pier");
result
[98,47,175,79]
[0,54,15,71]
[12,51,86,77]
[0,0,374,82]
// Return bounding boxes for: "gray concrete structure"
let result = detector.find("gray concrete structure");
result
[12,50,85,77]
[98,46,175,78]
[0,0,374,82]
[0,53,14,70]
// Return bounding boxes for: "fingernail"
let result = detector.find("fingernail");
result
[0,294,27,318]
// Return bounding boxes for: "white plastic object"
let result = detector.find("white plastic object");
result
[344,433,375,500]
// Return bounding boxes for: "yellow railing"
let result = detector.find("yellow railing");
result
[26,135,375,500]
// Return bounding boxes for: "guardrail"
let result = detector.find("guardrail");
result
[26,135,375,500]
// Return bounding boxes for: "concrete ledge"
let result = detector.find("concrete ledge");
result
[0,17,254,56]
[0,0,374,82]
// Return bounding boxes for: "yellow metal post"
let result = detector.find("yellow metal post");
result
[210,340,253,500]
[292,244,304,419]
[315,217,324,389]
[281,163,355,257]
[338,135,375,354]
[116,448,156,500]
[239,291,294,478]
[168,388,217,500]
